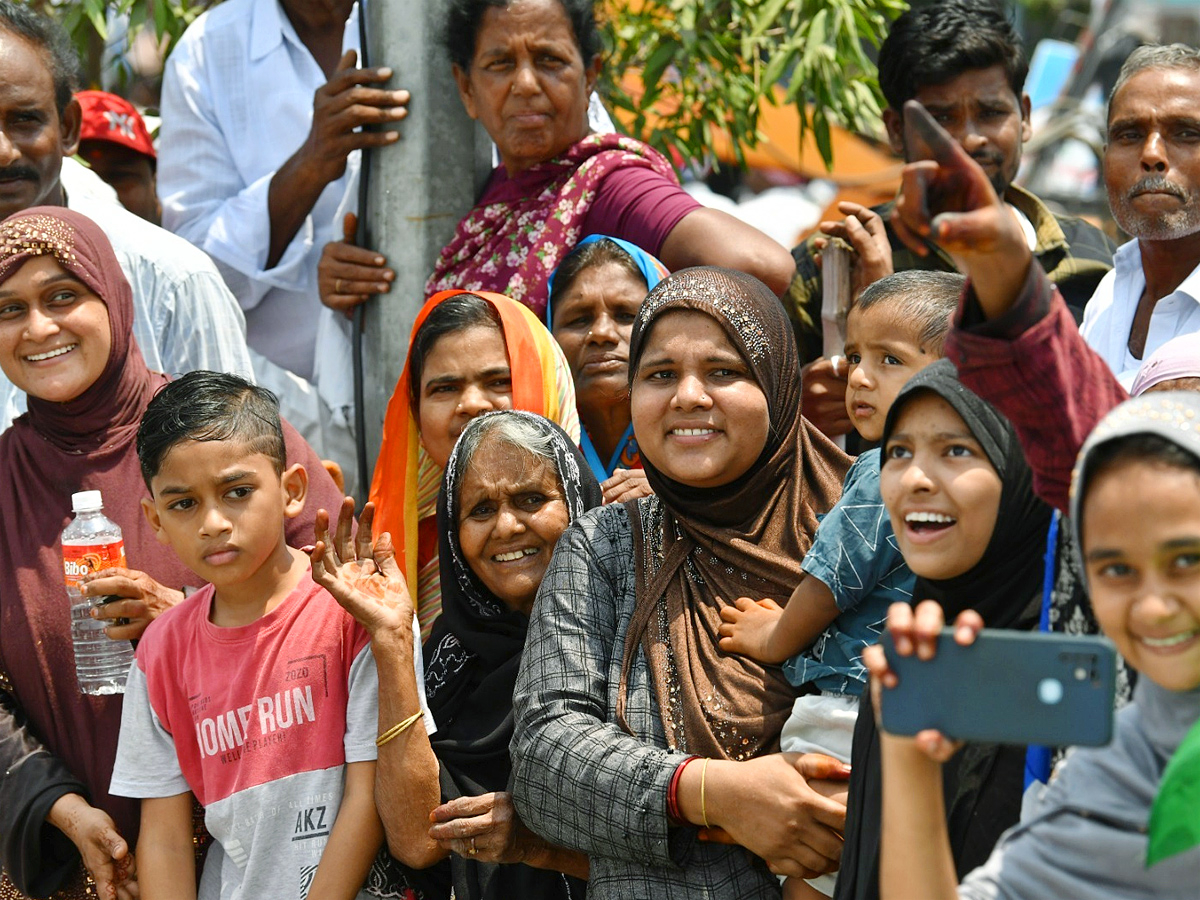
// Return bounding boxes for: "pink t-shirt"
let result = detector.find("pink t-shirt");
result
[112,570,432,899]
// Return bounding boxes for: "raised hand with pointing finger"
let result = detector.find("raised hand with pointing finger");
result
[890,100,1033,318]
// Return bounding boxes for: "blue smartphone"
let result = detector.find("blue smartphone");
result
[879,629,1118,747]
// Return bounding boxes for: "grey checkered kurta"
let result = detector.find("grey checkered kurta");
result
[511,501,782,898]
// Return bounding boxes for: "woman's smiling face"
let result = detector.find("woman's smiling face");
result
[630,309,770,489]
[0,255,111,403]
[457,434,570,616]
[1082,457,1200,692]
[880,392,1003,581]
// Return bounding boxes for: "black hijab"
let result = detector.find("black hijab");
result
[888,360,1053,628]
[417,411,601,900]
[836,360,1053,900]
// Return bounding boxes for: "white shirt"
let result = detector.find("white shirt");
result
[1080,239,1200,389]
[158,0,358,383]
[0,160,256,430]
[60,155,119,204]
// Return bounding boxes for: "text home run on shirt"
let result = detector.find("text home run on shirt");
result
[112,572,430,900]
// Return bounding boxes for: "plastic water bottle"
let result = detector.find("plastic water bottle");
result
[63,490,135,695]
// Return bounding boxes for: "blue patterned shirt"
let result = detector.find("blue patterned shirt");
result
[785,450,914,695]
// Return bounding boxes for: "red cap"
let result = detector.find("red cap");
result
[76,90,156,160]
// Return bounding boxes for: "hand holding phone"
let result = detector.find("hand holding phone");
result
[878,627,1117,748]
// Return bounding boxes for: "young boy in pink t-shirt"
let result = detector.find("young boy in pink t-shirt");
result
[111,371,430,899]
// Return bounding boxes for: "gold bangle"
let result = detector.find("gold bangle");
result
[700,758,710,828]
[376,710,424,747]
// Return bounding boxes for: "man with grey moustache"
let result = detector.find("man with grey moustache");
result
[1080,43,1200,388]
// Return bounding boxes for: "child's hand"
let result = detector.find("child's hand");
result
[718,597,788,663]
[311,498,414,637]
[601,468,653,504]
[865,599,980,762]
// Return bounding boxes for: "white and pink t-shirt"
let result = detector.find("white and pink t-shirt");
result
[112,569,432,899]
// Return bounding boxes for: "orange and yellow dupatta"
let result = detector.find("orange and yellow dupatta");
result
[368,290,578,635]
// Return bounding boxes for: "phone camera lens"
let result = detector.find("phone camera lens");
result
[1038,678,1064,704]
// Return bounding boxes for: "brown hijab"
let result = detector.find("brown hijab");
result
[617,267,850,760]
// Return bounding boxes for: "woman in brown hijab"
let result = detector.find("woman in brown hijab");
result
[0,208,346,900]
[510,267,853,898]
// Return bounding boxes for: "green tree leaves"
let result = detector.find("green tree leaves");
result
[38,0,209,86]
[599,0,907,170]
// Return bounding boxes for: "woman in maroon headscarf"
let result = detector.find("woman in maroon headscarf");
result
[0,208,347,900]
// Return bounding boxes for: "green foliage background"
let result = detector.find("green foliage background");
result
[602,0,906,168]
[39,0,210,81]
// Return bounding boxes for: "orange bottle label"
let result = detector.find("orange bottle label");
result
[63,541,126,590]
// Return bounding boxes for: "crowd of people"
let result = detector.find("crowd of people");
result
[0,0,1198,899]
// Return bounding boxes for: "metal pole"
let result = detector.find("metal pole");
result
[360,0,490,477]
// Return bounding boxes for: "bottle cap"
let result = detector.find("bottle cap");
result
[71,490,103,512]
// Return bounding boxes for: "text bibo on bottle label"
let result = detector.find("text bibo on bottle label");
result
[63,541,127,590]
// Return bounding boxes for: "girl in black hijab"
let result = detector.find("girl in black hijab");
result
[835,360,1053,900]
